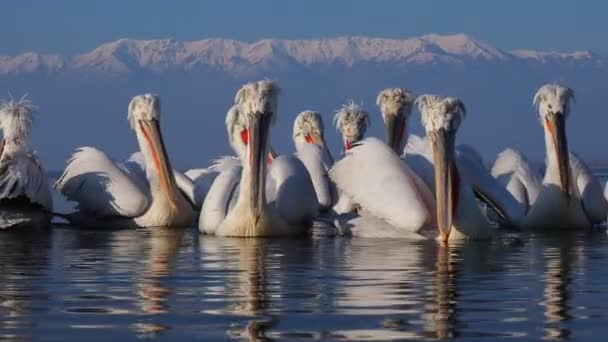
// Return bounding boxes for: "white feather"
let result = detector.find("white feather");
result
[330,138,433,232]
[54,147,149,217]
[0,150,51,209]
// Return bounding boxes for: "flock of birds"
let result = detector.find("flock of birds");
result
[1,80,607,242]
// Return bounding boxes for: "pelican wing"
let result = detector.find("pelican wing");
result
[198,156,242,234]
[269,155,319,226]
[121,151,200,208]
[330,138,433,232]
[457,149,525,226]
[570,152,608,224]
[184,167,220,209]
[491,148,542,209]
[0,151,52,210]
[55,147,149,217]
[296,143,334,211]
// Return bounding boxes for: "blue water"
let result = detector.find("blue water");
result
[1,228,608,341]
[1,173,606,340]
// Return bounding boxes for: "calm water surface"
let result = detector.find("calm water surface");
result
[1,227,608,341]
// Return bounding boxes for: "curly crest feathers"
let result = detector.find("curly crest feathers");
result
[234,80,280,122]
[0,95,35,139]
[416,94,466,132]
[376,88,415,120]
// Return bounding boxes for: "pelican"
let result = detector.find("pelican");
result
[492,84,607,229]
[331,102,372,214]
[376,88,523,227]
[199,80,318,236]
[0,97,52,229]
[415,95,497,241]
[55,94,197,228]
[292,110,336,211]
[329,101,435,237]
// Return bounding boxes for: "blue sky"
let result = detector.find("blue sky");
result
[2,0,607,55]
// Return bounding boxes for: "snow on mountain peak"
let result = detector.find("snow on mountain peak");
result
[0,34,602,75]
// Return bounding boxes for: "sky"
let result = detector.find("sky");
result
[2,0,607,55]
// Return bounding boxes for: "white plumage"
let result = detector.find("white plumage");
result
[0,97,52,229]
[199,80,319,236]
[493,84,607,229]
[330,138,435,237]
[55,94,196,228]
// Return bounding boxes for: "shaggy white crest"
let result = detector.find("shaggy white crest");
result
[533,83,574,119]
[234,80,280,123]
[127,94,161,129]
[376,88,415,122]
[0,95,35,140]
[293,110,324,142]
[416,94,466,133]
[333,100,370,143]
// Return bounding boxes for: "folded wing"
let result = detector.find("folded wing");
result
[54,147,149,217]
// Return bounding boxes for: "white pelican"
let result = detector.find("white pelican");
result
[376,88,524,227]
[55,94,197,228]
[292,110,336,212]
[415,95,496,240]
[199,80,318,236]
[331,102,372,214]
[329,99,435,237]
[0,98,52,229]
[492,84,607,229]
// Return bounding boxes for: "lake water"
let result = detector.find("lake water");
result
[2,227,608,341]
[3,173,608,341]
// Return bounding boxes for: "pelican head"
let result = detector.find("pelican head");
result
[235,80,280,222]
[534,83,574,200]
[293,110,326,146]
[128,94,179,210]
[0,96,34,158]
[377,88,414,154]
[417,94,466,242]
[334,101,369,151]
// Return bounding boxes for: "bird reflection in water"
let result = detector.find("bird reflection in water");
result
[540,232,580,340]
[133,228,186,338]
[0,230,51,340]
[425,244,460,339]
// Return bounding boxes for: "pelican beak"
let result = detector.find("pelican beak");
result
[248,111,272,222]
[139,119,179,211]
[385,115,406,154]
[546,112,571,202]
[430,129,458,242]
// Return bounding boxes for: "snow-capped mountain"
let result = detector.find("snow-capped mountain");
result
[0,34,604,75]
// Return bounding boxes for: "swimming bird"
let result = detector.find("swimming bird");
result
[376,88,523,227]
[331,102,373,214]
[0,97,52,229]
[292,110,336,212]
[329,100,435,238]
[55,94,197,228]
[492,84,607,229]
[199,80,318,236]
[415,95,496,241]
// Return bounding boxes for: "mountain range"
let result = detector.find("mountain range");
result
[0,33,606,170]
[1,34,605,76]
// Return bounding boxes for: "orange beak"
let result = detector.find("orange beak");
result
[139,119,179,211]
